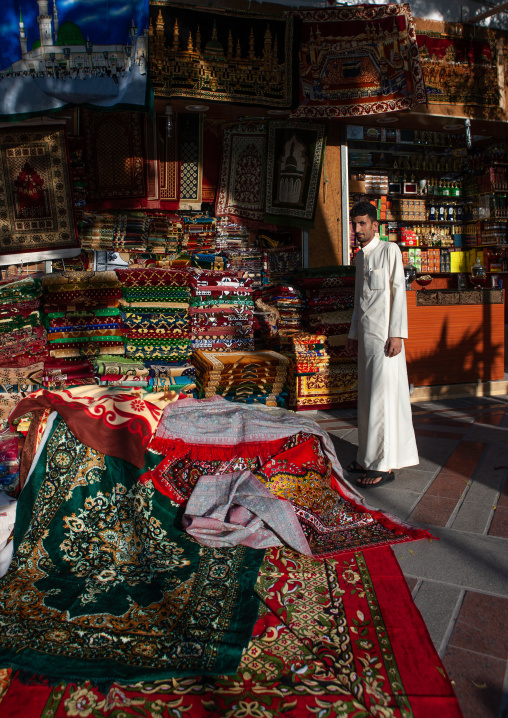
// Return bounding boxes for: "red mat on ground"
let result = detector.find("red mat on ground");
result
[0,546,461,717]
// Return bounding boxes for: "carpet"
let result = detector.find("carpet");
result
[0,415,265,683]
[0,127,77,254]
[291,4,427,119]
[82,111,146,204]
[149,2,295,108]
[0,545,462,717]
[416,23,500,107]
[265,120,325,224]
[216,123,267,221]
[157,115,180,205]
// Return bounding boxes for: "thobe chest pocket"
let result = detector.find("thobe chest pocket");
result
[368,268,385,290]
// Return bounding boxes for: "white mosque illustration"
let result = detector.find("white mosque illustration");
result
[2,0,148,76]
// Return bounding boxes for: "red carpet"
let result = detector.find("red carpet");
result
[0,545,461,717]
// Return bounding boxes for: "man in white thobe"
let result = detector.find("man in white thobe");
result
[345,201,418,487]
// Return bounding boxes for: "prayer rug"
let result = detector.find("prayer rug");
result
[291,4,427,119]
[179,114,202,206]
[0,416,264,683]
[81,111,146,205]
[415,22,500,107]
[157,115,180,205]
[149,3,295,108]
[265,121,325,224]
[0,127,77,254]
[0,546,461,717]
[216,123,267,221]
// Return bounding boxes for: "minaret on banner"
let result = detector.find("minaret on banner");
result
[37,0,54,46]
[19,9,28,55]
[53,0,59,43]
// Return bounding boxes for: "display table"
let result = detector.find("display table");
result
[405,289,505,386]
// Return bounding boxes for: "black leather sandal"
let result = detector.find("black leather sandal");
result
[347,461,365,472]
[356,470,395,488]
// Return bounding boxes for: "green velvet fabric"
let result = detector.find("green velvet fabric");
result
[0,415,264,683]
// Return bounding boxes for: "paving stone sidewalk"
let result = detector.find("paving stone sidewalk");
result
[312,395,508,718]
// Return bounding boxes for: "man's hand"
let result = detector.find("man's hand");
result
[345,338,358,355]
[385,337,402,357]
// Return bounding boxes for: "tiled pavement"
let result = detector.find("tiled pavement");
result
[310,396,508,718]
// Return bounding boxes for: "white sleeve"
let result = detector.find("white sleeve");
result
[348,256,360,340]
[388,245,408,339]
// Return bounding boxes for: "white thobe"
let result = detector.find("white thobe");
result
[348,237,418,471]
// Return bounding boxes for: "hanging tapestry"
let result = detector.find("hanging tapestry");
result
[82,110,146,205]
[0,546,462,718]
[216,123,267,221]
[179,114,202,207]
[291,4,427,119]
[265,120,325,223]
[415,23,500,108]
[202,119,222,205]
[0,126,77,254]
[0,415,264,683]
[149,2,295,108]
[0,1,149,119]
[157,115,179,204]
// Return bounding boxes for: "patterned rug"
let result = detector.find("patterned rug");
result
[415,22,500,108]
[179,114,202,207]
[0,415,264,683]
[157,115,180,205]
[149,2,295,108]
[0,127,77,254]
[0,545,462,717]
[291,4,427,119]
[216,123,267,221]
[82,111,146,205]
[265,120,325,224]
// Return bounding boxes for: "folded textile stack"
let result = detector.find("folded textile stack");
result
[192,350,289,407]
[147,215,184,256]
[0,278,47,369]
[189,270,255,353]
[262,246,302,285]
[182,215,217,256]
[0,431,21,496]
[190,254,228,271]
[42,358,95,389]
[255,283,307,349]
[0,363,43,433]
[42,271,124,362]
[215,220,250,254]
[286,271,358,411]
[79,213,149,253]
[116,268,192,368]
[226,248,263,288]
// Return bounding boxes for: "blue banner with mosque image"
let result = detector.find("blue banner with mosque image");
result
[0,0,149,117]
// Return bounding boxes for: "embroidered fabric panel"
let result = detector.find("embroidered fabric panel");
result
[216,124,267,221]
[149,3,295,108]
[0,417,263,682]
[265,120,325,222]
[291,4,427,118]
[0,127,77,254]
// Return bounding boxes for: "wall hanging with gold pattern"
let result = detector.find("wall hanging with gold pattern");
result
[291,3,426,118]
[149,2,295,108]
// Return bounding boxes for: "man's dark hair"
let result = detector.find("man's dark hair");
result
[350,201,378,222]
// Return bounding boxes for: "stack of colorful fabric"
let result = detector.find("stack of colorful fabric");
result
[0,278,46,427]
[284,271,358,411]
[262,246,302,285]
[192,350,289,407]
[116,269,193,383]
[41,271,124,362]
[0,430,21,496]
[42,358,95,389]
[78,213,149,253]
[215,220,250,254]
[182,215,217,256]
[255,283,307,348]
[147,215,184,256]
[189,270,255,353]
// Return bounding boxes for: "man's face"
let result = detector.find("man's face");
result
[351,214,378,248]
